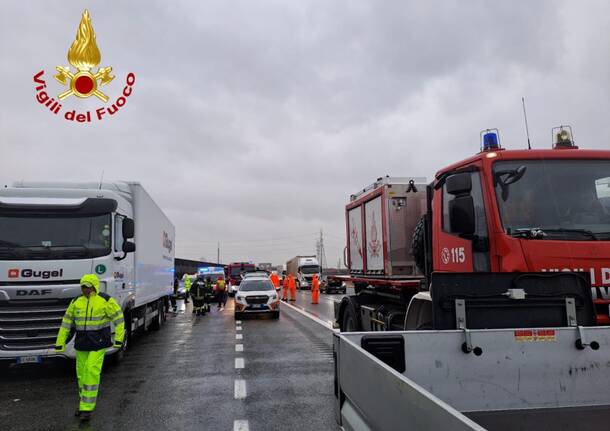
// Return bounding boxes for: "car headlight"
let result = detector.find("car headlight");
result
[269,293,278,300]
[236,295,242,301]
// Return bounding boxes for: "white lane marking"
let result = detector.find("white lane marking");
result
[282,300,338,332]
[235,344,244,352]
[234,420,249,431]
[236,334,243,340]
[235,320,242,324]
[236,326,242,331]
[235,357,245,369]
[234,379,247,399]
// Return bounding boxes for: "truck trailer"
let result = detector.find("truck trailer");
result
[334,128,610,332]
[0,181,175,364]
[286,255,321,289]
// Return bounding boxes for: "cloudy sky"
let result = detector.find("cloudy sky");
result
[1,0,609,267]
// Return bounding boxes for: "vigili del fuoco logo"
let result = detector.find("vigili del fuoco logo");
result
[33,9,135,123]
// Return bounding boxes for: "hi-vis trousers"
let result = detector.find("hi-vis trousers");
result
[75,349,106,411]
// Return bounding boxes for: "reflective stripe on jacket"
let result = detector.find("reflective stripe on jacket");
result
[56,292,125,351]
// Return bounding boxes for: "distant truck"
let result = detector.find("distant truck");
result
[0,181,175,365]
[225,262,256,296]
[257,262,273,272]
[286,256,321,290]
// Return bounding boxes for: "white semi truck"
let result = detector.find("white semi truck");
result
[286,255,321,289]
[0,181,175,364]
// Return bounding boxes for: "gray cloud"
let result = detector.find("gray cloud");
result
[1,0,609,266]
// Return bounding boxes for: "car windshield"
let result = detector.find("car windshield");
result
[239,280,275,291]
[0,214,112,259]
[493,160,610,239]
[300,265,320,274]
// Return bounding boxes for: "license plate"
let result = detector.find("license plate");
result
[17,355,41,364]
[251,304,262,309]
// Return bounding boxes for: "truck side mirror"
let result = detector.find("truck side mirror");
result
[449,196,475,236]
[122,218,135,239]
[123,241,136,253]
[446,172,472,195]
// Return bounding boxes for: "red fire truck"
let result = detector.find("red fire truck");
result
[335,127,610,330]
[225,262,256,296]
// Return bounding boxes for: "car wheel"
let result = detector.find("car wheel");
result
[272,311,280,319]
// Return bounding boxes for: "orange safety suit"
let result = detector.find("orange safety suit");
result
[282,276,289,301]
[270,273,280,290]
[311,274,320,304]
[288,274,297,302]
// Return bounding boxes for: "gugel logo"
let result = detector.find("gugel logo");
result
[8,269,64,279]
[163,231,173,253]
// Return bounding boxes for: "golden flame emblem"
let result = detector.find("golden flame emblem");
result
[54,10,114,102]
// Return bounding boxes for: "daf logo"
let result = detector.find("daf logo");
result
[16,289,53,296]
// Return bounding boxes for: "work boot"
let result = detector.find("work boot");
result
[80,411,92,422]
[74,409,81,417]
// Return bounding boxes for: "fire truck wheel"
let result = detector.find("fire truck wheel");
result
[341,299,362,332]
[411,216,426,274]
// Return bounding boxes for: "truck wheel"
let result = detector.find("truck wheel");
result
[150,300,164,331]
[411,215,427,274]
[341,300,362,332]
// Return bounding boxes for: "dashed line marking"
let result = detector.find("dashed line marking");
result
[235,344,244,352]
[235,320,242,324]
[234,420,249,431]
[236,334,243,340]
[234,379,247,399]
[236,326,243,331]
[235,357,245,369]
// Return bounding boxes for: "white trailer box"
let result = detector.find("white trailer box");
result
[131,184,175,307]
[0,181,174,363]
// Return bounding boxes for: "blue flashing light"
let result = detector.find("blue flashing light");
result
[198,266,224,274]
[483,132,499,151]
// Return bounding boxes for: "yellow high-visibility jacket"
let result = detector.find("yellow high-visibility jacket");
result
[56,292,125,351]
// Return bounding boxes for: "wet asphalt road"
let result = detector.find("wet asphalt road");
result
[289,287,353,325]
[0,298,340,431]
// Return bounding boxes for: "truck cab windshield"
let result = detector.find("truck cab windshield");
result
[300,265,320,274]
[494,160,610,240]
[0,214,112,260]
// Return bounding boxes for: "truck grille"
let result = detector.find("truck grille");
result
[245,295,269,305]
[0,299,72,351]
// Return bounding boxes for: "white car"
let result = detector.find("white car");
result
[234,276,280,319]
